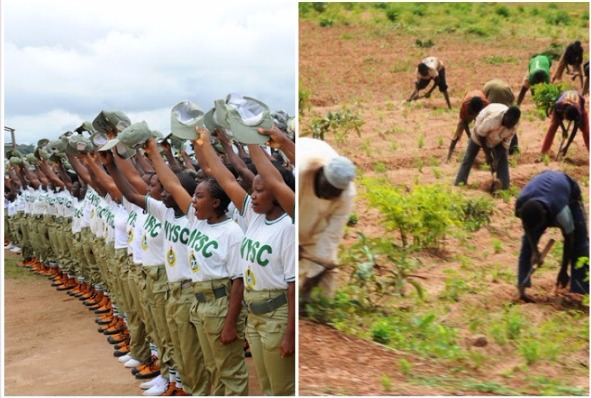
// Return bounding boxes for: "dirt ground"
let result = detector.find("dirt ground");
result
[3,250,262,396]
[298,12,589,397]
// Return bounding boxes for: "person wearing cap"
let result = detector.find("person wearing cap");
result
[483,79,520,155]
[142,136,249,395]
[552,40,585,89]
[195,126,295,396]
[103,126,208,395]
[298,137,356,310]
[407,56,452,109]
[515,170,589,302]
[541,90,589,156]
[454,104,521,190]
[448,90,489,162]
[517,54,552,106]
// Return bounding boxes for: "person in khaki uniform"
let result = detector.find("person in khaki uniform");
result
[145,136,249,395]
[195,123,296,396]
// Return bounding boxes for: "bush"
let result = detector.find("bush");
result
[309,106,364,144]
[385,7,399,22]
[545,10,572,26]
[532,82,571,118]
[495,5,510,18]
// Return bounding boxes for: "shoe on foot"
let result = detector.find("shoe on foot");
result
[118,353,132,363]
[113,345,130,357]
[139,375,166,390]
[124,358,143,368]
[135,356,160,379]
[174,388,189,396]
[143,377,169,396]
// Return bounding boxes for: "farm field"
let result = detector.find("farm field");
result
[298,3,589,396]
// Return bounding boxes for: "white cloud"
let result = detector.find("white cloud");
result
[3,0,296,144]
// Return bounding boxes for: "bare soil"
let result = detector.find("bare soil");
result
[299,16,589,397]
[3,250,262,396]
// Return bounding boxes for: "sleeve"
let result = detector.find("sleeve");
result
[238,195,254,225]
[474,109,498,138]
[555,205,575,235]
[145,196,168,222]
[308,188,355,263]
[226,232,244,279]
[281,223,296,283]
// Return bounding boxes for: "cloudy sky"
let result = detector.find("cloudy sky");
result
[2,0,297,145]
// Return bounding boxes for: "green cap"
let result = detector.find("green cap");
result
[92,110,132,135]
[47,139,67,154]
[67,134,94,156]
[99,121,152,151]
[75,121,95,135]
[170,100,206,140]
[26,154,39,165]
[6,149,23,158]
[224,94,272,144]
[37,138,50,148]
[34,147,50,160]
[9,156,22,165]
[203,99,232,133]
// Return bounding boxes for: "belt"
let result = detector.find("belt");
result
[168,280,192,290]
[246,293,288,315]
[195,285,227,303]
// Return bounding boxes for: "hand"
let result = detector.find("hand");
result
[220,322,238,345]
[214,128,231,146]
[98,150,113,165]
[144,137,158,154]
[530,250,542,268]
[258,126,287,149]
[556,269,570,289]
[280,332,295,358]
[195,127,210,146]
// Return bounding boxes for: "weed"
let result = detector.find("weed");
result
[415,159,424,173]
[399,358,412,376]
[417,135,425,149]
[347,213,358,227]
[372,320,392,344]
[504,305,523,340]
[374,161,387,173]
[492,239,503,254]
[495,5,510,18]
[541,153,551,166]
[415,38,434,48]
[432,167,443,179]
[385,7,399,23]
[484,55,518,65]
[528,376,588,396]
[519,339,541,364]
[532,82,571,118]
[390,141,398,151]
[380,374,393,391]
[309,106,364,143]
[319,16,334,28]
[299,80,311,116]
[545,10,572,26]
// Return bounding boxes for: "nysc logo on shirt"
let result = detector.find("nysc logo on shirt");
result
[141,233,148,251]
[189,252,200,273]
[245,268,256,290]
[167,246,177,267]
[127,229,134,245]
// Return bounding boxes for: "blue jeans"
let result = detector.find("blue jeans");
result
[454,138,510,189]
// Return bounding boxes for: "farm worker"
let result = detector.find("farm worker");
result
[483,79,520,155]
[298,137,356,308]
[515,170,589,302]
[454,104,521,190]
[541,90,589,156]
[447,90,489,161]
[517,54,552,106]
[552,40,584,89]
[407,56,452,109]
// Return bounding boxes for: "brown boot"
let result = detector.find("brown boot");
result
[57,278,77,291]
[161,382,176,396]
[134,355,160,379]
[84,290,104,307]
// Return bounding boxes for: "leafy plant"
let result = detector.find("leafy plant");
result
[415,38,434,48]
[309,106,364,144]
[299,80,311,116]
[532,82,571,118]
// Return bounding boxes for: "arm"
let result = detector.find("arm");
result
[38,159,65,190]
[134,150,155,174]
[220,278,245,344]
[247,144,294,218]
[112,151,149,195]
[180,147,196,172]
[257,126,296,165]
[101,151,147,210]
[143,137,192,213]
[517,86,527,106]
[280,282,296,357]
[193,128,248,213]
[161,141,182,173]
[80,152,122,202]
[215,129,256,189]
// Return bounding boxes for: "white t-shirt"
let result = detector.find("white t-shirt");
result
[140,211,165,267]
[227,202,248,232]
[72,199,84,234]
[123,198,145,264]
[146,197,192,282]
[239,195,295,291]
[186,208,244,282]
[112,203,129,250]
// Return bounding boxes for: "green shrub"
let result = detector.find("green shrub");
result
[495,5,510,18]
[309,106,364,143]
[319,16,334,27]
[532,82,571,118]
[385,7,399,22]
[545,10,572,26]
